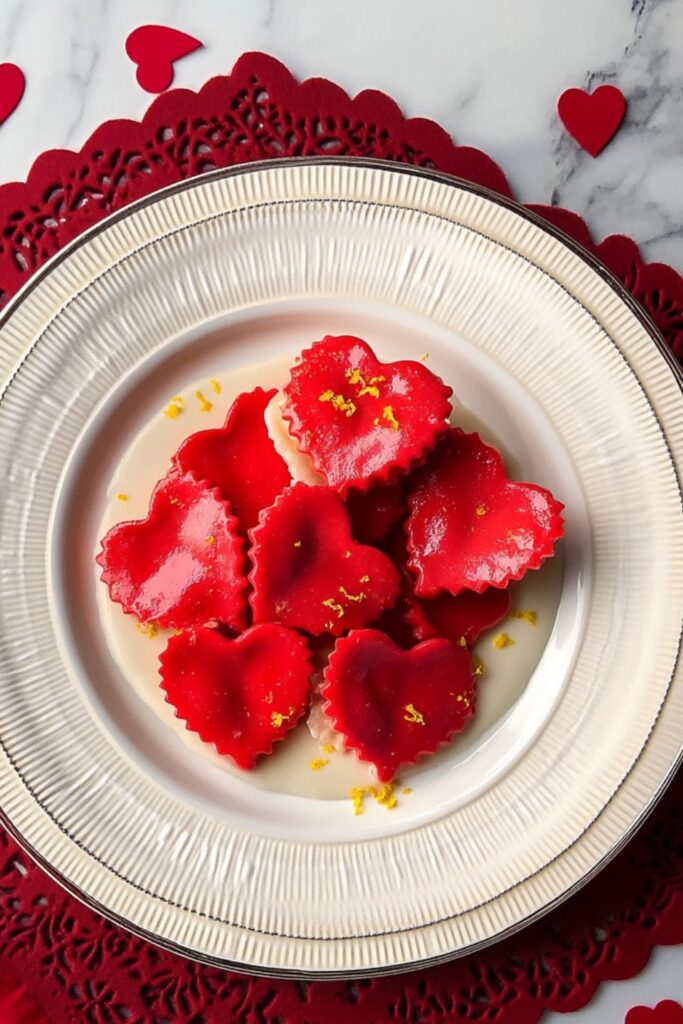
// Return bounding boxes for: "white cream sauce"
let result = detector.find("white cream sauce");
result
[96,355,563,800]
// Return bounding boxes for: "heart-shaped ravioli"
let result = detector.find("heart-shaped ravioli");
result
[322,629,476,781]
[407,429,564,596]
[160,625,312,769]
[249,483,400,635]
[97,471,247,631]
[378,528,511,647]
[281,336,452,496]
[173,387,291,532]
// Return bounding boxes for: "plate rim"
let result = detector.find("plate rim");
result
[0,155,681,979]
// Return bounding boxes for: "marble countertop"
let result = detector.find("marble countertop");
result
[1,0,682,273]
[0,1,681,1019]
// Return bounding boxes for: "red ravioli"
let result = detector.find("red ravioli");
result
[346,480,405,545]
[419,588,512,645]
[249,483,400,635]
[173,387,291,531]
[378,528,510,647]
[281,336,453,496]
[97,471,247,631]
[160,625,312,769]
[407,429,564,596]
[322,630,475,782]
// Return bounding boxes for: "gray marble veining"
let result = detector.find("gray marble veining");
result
[0,0,681,272]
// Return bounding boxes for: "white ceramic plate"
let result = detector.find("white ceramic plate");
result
[0,158,681,979]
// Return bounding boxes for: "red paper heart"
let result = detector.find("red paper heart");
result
[97,471,247,631]
[281,336,452,496]
[249,483,400,635]
[345,479,405,545]
[557,84,626,157]
[160,625,312,769]
[173,387,291,532]
[626,1002,683,1024]
[378,528,510,647]
[407,429,564,597]
[0,64,25,127]
[322,629,475,781]
[125,25,203,94]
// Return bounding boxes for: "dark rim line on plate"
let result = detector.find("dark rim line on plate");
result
[0,157,680,979]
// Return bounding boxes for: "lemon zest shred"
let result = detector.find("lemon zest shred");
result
[510,608,538,625]
[116,493,129,501]
[350,787,367,816]
[322,743,335,754]
[195,390,213,413]
[310,758,329,772]
[402,787,413,796]
[206,535,215,546]
[164,401,183,419]
[209,378,221,394]
[338,586,366,603]
[403,703,425,726]
[293,540,302,548]
[322,597,345,619]
[271,710,292,728]
[475,504,488,516]
[493,632,515,649]
[136,621,158,639]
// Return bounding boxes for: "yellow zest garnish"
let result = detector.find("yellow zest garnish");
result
[164,401,183,419]
[168,496,181,506]
[339,586,366,603]
[359,575,370,583]
[195,390,213,413]
[173,628,183,636]
[372,783,397,809]
[345,368,364,386]
[271,710,292,728]
[375,405,400,430]
[510,609,538,625]
[209,378,221,394]
[420,353,429,361]
[322,597,345,619]
[403,703,425,725]
[116,493,129,501]
[402,787,413,795]
[370,375,386,385]
[344,550,352,559]
[136,621,158,639]
[472,654,485,677]
[319,390,357,417]
[293,540,302,548]
[350,787,366,816]
[475,504,487,516]
[458,635,467,647]
[322,743,335,754]
[206,535,215,546]
[310,758,329,772]
[493,632,515,649]
[350,783,399,816]
[358,385,380,398]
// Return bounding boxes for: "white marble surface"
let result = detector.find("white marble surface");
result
[0,0,682,1018]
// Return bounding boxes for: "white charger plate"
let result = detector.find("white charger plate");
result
[0,158,681,978]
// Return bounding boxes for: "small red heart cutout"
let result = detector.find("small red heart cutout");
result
[249,483,400,635]
[0,64,25,127]
[406,429,564,597]
[558,84,626,157]
[282,336,453,496]
[97,471,247,631]
[173,387,291,533]
[125,25,203,94]
[160,625,312,769]
[322,629,475,781]
[626,1001,683,1024]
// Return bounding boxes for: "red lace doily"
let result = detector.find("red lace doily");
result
[1,52,682,1024]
